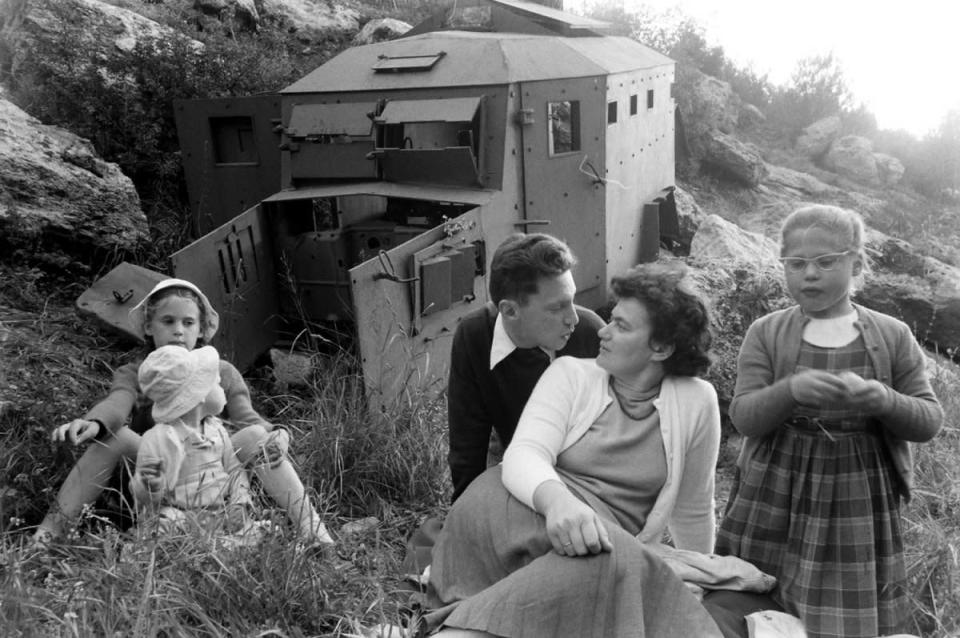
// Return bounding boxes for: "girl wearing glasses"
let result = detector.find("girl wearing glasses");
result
[716,204,943,637]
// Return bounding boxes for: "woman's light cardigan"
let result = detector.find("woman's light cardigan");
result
[501,356,721,554]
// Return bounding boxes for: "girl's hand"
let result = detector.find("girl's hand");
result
[259,428,290,469]
[52,419,101,445]
[225,503,250,533]
[539,482,613,556]
[138,458,166,494]
[838,371,893,414]
[789,370,850,407]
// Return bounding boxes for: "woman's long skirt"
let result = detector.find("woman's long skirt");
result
[426,467,722,637]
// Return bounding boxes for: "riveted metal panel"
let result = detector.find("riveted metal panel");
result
[380,148,480,187]
[287,103,375,137]
[349,207,487,409]
[174,96,282,235]
[290,142,377,180]
[377,97,482,124]
[518,76,606,308]
[76,262,168,342]
[170,204,279,372]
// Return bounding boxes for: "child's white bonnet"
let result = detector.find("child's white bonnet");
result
[139,345,221,422]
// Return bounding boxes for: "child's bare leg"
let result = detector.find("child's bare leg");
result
[231,425,333,545]
[34,428,142,542]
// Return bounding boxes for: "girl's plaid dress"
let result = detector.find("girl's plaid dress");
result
[717,335,908,638]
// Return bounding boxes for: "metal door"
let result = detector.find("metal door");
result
[171,204,279,371]
[174,96,283,234]
[349,207,487,409]
[518,77,606,304]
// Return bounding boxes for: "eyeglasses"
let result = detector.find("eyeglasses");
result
[778,251,852,273]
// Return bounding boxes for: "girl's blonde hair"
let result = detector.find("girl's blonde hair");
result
[780,204,871,289]
[143,287,210,348]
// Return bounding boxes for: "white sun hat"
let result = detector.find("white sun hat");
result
[128,278,220,342]
[138,345,221,422]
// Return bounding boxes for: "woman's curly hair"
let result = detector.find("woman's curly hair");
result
[610,262,712,377]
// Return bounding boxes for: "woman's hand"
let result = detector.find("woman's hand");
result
[51,419,101,445]
[535,480,613,556]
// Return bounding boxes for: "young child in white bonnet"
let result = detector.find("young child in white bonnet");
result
[133,344,253,538]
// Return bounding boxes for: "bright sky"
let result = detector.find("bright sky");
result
[592,0,960,137]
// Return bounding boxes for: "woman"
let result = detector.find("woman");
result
[427,263,724,637]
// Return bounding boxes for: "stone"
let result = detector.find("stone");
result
[704,132,769,187]
[765,164,838,197]
[353,18,411,45]
[689,214,780,269]
[795,115,841,159]
[874,152,905,187]
[823,135,879,185]
[0,0,203,78]
[857,232,960,353]
[261,0,359,36]
[738,102,766,129]
[0,97,148,260]
[673,185,708,249]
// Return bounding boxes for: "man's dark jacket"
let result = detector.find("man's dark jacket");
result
[447,302,603,501]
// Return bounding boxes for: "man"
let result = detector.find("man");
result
[447,233,604,501]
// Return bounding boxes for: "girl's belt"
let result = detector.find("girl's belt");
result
[784,415,879,440]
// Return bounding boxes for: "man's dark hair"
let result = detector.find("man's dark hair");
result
[610,262,712,377]
[489,233,576,305]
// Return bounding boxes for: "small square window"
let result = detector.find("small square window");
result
[647,89,654,109]
[211,116,258,164]
[607,101,618,124]
[630,94,638,115]
[548,100,580,155]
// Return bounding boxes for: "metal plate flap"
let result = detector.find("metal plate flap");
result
[75,262,169,341]
[170,205,279,371]
[287,103,376,137]
[377,96,482,124]
[381,148,480,187]
[349,207,487,409]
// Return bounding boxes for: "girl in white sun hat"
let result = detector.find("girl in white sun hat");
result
[34,278,334,551]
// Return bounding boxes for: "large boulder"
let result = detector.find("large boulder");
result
[858,232,960,352]
[194,0,260,32]
[764,164,839,198]
[261,0,359,39]
[0,0,201,78]
[0,96,147,261]
[823,135,880,186]
[795,115,841,159]
[686,215,791,406]
[353,18,411,45]
[673,185,708,249]
[874,152,905,187]
[192,0,360,38]
[738,102,766,130]
[704,133,769,187]
[689,213,780,269]
[675,69,742,159]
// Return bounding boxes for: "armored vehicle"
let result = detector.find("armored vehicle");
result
[168,0,678,405]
